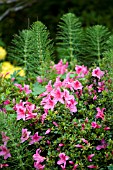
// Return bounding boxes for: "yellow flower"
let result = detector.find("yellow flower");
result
[1,61,25,78]
[0,47,7,60]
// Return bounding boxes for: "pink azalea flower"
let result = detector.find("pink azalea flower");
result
[73,164,79,170]
[45,80,53,92]
[53,59,68,75]
[0,164,9,168]
[87,165,97,169]
[96,107,105,120]
[87,154,95,162]
[92,67,104,79]
[16,105,26,121]
[1,132,10,145]
[62,73,74,91]
[23,84,32,94]
[20,128,31,143]
[33,149,45,163]
[57,153,69,169]
[96,138,107,150]
[104,127,110,130]
[75,65,88,78]
[14,83,23,92]
[4,100,10,105]
[93,95,97,100]
[97,81,105,92]
[54,76,62,88]
[91,122,101,129]
[43,98,57,111]
[59,143,64,147]
[65,96,78,113]
[29,132,42,145]
[72,80,83,90]
[34,162,45,170]
[0,145,11,160]
[45,128,51,135]
[36,76,43,84]
[51,87,64,104]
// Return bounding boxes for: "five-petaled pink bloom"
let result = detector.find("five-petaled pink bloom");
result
[21,128,31,143]
[33,148,45,170]
[92,67,104,79]
[29,132,42,145]
[96,107,105,120]
[57,153,69,169]
[0,145,11,160]
[75,65,88,78]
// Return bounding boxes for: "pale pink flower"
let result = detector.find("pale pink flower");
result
[87,165,97,169]
[91,122,101,129]
[23,84,32,94]
[45,80,53,92]
[43,98,57,111]
[29,132,42,145]
[75,65,88,77]
[92,67,104,79]
[33,149,45,163]
[20,128,31,143]
[36,76,43,84]
[1,132,10,145]
[51,87,64,104]
[0,145,11,160]
[54,76,62,88]
[96,107,105,120]
[87,154,95,162]
[53,59,68,75]
[72,80,83,90]
[45,128,51,135]
[57,153,69,169]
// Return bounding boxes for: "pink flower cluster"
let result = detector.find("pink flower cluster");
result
[0,132,11,161]
[14,100,37,121]
[14,83,32,94]
[53,59,68,75]
[33,149,45,170]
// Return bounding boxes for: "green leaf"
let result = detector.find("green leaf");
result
[108,165,113,170]
[32,82,46,96]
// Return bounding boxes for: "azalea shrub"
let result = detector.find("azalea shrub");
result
[0,59,113,170]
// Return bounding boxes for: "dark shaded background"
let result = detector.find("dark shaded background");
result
[0,0,113,46]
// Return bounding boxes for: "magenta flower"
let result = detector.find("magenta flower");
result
[4,100,10,105]
[65,96,78,113]
[96,107,105,120]
[91,122,101,129]
[75,144,84,148]
[43,98,57,111]
[73,80,83,90]
[20,128,31,143]
[29,132,42,145]
[0,145,11,160]
[14,83,23,92]
[92,67,104,79]
[36,76,43,84]
[87,154,95,162]
[1,132,10,145]
[57,153,69,169]
[87,165,97,169]
[53,121,59,127]
[73,164,79,170]
[0,164,9,168]
[81,138,89,144]
[75,65,88,77]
